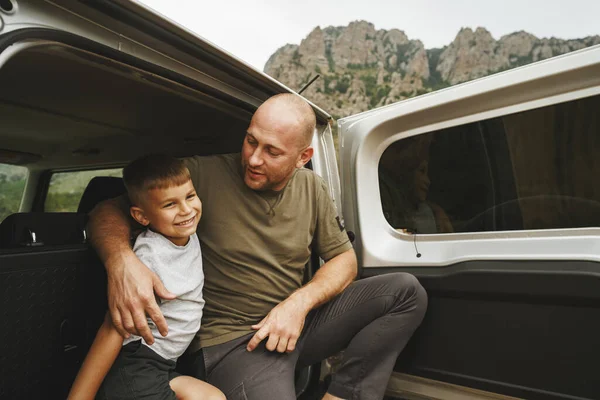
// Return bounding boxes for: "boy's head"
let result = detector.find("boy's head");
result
[123,154,201,246]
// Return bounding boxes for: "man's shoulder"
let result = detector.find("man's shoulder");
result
[292,168,327,194]
[293,167,323,185]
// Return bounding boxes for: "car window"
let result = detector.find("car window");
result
[379,93,600,234]
[45,168,123,212]
[0,164,28,223]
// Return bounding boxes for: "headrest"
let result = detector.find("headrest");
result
[77,176,126,214]
[0,212,88,248]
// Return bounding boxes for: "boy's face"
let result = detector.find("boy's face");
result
[131,179,202,246]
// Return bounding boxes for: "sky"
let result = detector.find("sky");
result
[138,0,600,71]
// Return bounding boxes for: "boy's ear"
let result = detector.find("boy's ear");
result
[130,206,150,226]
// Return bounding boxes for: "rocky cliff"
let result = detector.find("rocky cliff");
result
[264,21,600,118]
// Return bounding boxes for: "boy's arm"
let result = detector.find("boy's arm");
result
[67,314,123,400]
[88,196,174,343]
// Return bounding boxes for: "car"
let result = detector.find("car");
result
[0,1,599,399]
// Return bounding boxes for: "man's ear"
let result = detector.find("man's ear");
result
[296,146,314,168]
[130,206,150,226]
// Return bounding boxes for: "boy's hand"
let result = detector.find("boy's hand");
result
[106,251,175,344]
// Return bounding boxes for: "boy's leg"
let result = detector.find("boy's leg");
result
[68,313,122,400]
[169,376,225,400]
[297,273,427,400]
[200,333,299,400]
[99,340,178,400]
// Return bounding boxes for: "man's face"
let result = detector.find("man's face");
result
[134,179,202,246]
[241,108,309,192]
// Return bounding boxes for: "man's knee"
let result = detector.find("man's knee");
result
[388,272,428,319]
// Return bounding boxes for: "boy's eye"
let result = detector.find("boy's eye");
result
[163,202,174,208]
[187,193,196,200]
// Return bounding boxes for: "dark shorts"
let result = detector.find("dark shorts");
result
[96,340,181,400]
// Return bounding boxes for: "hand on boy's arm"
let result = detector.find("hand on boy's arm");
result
[107,252,174,343]
[88,197,175,343]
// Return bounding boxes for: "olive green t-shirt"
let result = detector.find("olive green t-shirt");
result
[184,153,352,349]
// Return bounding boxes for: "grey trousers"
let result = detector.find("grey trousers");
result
[183,273,427,400]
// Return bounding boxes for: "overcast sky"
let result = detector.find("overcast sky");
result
[138,0,599,71]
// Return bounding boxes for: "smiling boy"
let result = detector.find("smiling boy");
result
[68,154,223,400]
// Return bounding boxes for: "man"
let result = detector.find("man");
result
[89,93,427,400]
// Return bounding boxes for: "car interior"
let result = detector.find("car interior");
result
[0,34,325,399]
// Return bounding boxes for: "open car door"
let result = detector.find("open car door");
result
[338,45,600,400]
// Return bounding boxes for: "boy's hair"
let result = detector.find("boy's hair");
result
[123,154,191,205]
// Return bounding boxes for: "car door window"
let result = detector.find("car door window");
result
[45,168,123,212]
[379,94,600,233]
[0,164,28,223]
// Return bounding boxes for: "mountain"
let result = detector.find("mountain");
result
[264,21,600,118]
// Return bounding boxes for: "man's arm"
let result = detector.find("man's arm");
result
[88,197,174,343]
[247,247,357,353]
[67,314,122,400]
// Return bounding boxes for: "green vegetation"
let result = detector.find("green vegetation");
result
[510,52,534,67]
[423,47,450,91]
[347,63,363,69]
[360,74,377,97]
[335,76,351,94]
[395,43,412,65]
[347,62,377,70]
[292,50,302,66]
[323,75,334,94]
[44,192,82,213]
[0,176,26,222]
[370,85,391,108]
[325,46,335,72]
[314,65,322,74]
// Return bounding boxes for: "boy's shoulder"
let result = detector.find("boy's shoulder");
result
[133,230,199,254]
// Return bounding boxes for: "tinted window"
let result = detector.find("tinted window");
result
[45,168,122,212]
[0,164,28,222]
[379,94,600,233]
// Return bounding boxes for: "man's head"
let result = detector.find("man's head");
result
[241,93,316,191]
[123,154,202,246]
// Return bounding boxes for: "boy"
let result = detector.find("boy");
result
[68,155,224,400]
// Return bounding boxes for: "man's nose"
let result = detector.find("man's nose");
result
[249,148,264,167]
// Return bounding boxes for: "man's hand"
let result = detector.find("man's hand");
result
[247,295,310,353]
[106,252,175,344]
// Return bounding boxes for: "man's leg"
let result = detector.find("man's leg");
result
[199,333,299,400]
[297,272,427,400]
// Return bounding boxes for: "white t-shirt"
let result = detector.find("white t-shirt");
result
[123,230,204,360]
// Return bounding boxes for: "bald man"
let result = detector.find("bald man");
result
[88,94,427,400]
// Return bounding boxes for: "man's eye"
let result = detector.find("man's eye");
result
[268,150,281,157]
